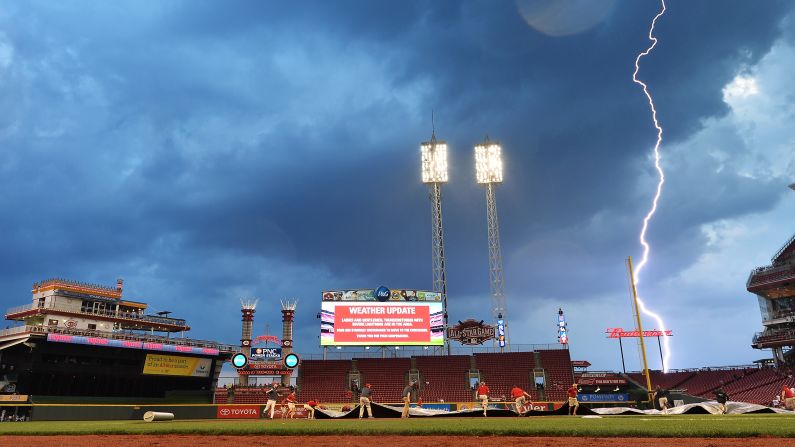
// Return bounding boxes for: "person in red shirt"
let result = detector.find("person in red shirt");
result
[510,385,532,415]
[303,399,317,419]
[285,391,298,419]
[781,385,795,410]
[476,381,490,417]
[567,383,579,415]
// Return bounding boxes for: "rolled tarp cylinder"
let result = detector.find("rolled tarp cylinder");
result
[143,411,175,422]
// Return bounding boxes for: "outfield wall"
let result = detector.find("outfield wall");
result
[25,401,574,421]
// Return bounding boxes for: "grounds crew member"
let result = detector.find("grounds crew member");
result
[226,385,234,404]
[782,385,795,410]
[263,383,279,419]
[304,398,317,419]
[714,388,729,414]
[359,383,374,419]
[285,389,298,419]
[654,385,670,414]
[401,381,416,418]
[567,383,579,415]
[476,381,490,417]
[510,385,532,415]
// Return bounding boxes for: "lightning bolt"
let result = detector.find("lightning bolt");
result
[631,0,671,372]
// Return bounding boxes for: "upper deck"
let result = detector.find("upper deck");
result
[6,278,190,333]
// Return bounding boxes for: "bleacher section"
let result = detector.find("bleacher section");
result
[474,352,537,401]
[214,350,579,404]
[416,355,472,402]
[539,349,575,401]
[627,370,694,390]
[626,367,795,405]
[296,359,352,403]
[355,357,412,402]
[214,387,269,404]
[732,369,793,405]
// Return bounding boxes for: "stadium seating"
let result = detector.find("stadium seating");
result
[626,370,694,390]
[296,359,353,403]
[675,369,751,397]
[211,350,587,405]
[415,355,472,402]
[473,352,537,401]
[731,371,794,405]
[538,349,575,401]
[354,357,412,402]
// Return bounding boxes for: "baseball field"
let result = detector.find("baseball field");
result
[3,414,795,446]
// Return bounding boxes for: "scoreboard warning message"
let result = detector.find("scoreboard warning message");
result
[320,301,444,346]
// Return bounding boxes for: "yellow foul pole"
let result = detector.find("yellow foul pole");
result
[627,256,653,400]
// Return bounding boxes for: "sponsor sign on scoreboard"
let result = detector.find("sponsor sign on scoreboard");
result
[237,368,292,375]
[142,354,212,377]
[322,288,443,302]
[251,347,282,360]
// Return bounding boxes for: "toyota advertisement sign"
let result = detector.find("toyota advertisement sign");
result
[216,405,260,419]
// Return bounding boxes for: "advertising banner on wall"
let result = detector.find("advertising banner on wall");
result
[322,288,443,302]
[142,354,213,377]
[47,333,219,356]
[216,405,260,419]
[320,301,444,346]
[578,393,629,402]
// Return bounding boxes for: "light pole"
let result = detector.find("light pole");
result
[421,131,450,355]
[475,139,508,350]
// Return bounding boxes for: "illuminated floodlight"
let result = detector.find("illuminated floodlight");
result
[475,142,503,184]
[421,140,449,183]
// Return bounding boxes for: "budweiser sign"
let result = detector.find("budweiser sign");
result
[605,328,673,339]
[447,319,495,345]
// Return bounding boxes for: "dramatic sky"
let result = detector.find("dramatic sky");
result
[1,0,794,374]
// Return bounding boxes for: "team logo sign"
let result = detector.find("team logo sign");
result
[447,319,495,345]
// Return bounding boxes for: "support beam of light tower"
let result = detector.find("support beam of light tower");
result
[421,130,450,355]
[475,139,508,350]
[631,0,671,373]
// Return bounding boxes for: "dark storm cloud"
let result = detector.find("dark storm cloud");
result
[0,0,792,368]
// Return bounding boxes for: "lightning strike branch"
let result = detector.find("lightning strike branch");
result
[631,0,671,372]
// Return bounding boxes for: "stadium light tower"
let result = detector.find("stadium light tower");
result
[475,138,508,349]
[421,129,450,354]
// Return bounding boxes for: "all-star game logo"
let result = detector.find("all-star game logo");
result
[446,319,495,345]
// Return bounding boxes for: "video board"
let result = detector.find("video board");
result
[320,287,444,346]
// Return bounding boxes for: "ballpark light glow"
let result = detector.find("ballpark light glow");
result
[632,0,671,372]
[475,143,503,184]
[421,141,449,184]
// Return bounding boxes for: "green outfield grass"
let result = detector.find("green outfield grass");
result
[2,415,795,438]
